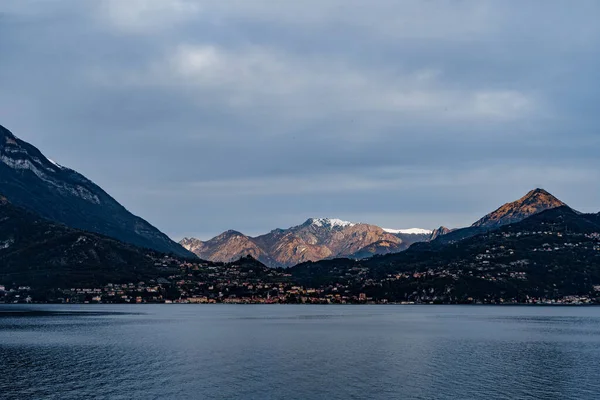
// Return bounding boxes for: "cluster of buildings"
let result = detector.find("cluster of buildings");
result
[0,258,377,304]
[0,285,33,303]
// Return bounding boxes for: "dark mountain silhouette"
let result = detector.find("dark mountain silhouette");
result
[0,124,193,258]
[0,194,164,288]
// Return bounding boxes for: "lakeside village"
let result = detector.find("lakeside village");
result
[3,279,597,305]
[1,230,600,305]
[2,281,599,306]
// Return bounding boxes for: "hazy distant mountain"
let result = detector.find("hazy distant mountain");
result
[0,124,193,258]
[181,218,433,267]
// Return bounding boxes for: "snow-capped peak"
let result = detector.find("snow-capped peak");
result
[383,228,433,235]
[308,218,356,229]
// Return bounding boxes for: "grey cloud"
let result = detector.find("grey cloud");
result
[1,0,599,240]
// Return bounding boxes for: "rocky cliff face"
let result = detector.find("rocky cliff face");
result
[472,188,565,228]
[0,124,193,258]
[181,218,432,268]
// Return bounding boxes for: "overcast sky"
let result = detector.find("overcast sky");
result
[1,1,599,240]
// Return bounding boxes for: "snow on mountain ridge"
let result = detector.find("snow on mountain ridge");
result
[383,228,433,235]
[47,158,65,170]
[307,218,356,228]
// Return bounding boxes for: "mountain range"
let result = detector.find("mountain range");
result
[0,124,192,258]
[180,189,567,268]
[289,204,600,303]
[180,218,433,268]
[1,122,598,304]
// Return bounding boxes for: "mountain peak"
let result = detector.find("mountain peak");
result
[222,229,246,237]
[0,124,16,138]
[472,188,566,228]
[523,187,552,198]
[304,218,356,229]
[518,188,564,207]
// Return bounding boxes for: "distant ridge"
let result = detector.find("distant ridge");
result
[182,189,568,267]
[181,218,433,267]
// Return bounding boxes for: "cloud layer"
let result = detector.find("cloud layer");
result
[1,0,599,239]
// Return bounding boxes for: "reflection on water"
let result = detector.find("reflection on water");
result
[1,305,600,400]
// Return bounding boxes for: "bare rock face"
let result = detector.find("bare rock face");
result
[472,189,565,228]
[180,231,274,265]
[178,189,570,267]
[180,218,431,268]
[430,226,452,241]
[262,221,406,267]
[0,124,193,258]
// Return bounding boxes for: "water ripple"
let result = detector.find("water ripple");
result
[1,305,600,399]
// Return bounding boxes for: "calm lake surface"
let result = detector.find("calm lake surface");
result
[1,305,600,399]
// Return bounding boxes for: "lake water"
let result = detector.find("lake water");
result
[1,305,600,399]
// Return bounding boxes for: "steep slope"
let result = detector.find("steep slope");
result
[472,188,565,228]
[0,195,164,288]
[431,189,567,246]
[0,124,192,258]
[181,218,432,267]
